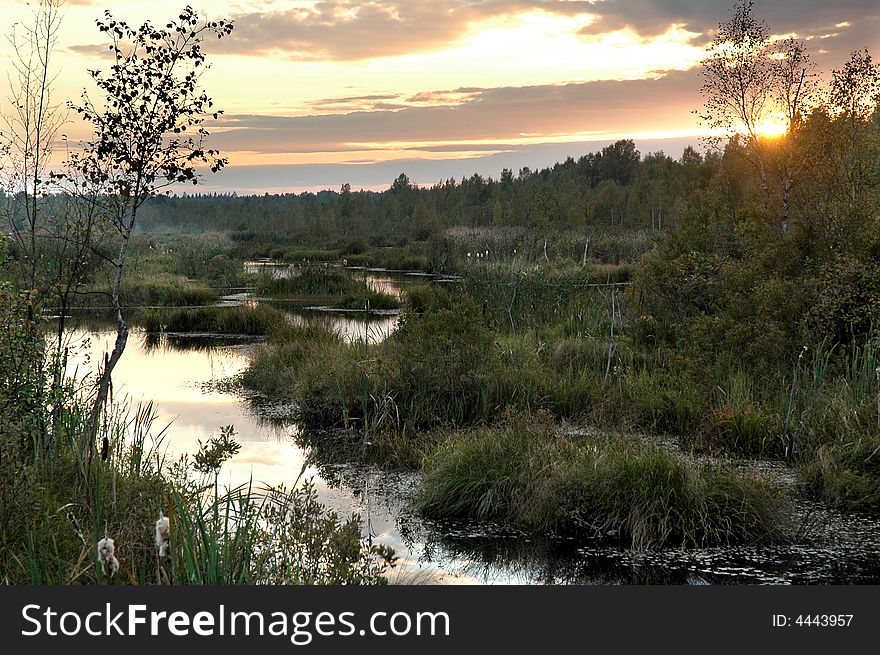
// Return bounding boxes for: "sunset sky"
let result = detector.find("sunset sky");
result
[1,0,878,192]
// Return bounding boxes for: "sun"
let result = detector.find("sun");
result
[755,113,789,138]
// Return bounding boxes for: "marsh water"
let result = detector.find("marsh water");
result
[63,267,880,584]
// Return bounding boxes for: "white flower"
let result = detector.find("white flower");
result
[98,537,119,578]
[155,513,170,558]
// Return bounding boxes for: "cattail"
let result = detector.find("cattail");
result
[155,513,170,558]
[66,509,85,547]
[97,537,119,578]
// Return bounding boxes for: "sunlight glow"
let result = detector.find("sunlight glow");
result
[754,113,789,138]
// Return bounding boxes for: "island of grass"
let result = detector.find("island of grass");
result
[253,265,399,311]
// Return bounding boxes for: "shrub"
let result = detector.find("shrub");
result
[335,289,400,311]
[386,286,496,426]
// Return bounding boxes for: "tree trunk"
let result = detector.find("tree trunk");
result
[85,203,136,464]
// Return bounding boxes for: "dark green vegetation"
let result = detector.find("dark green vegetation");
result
[63,234,400,328]
[254,265,399,310]
[255,266,362,297]
[138,140,689,251]
[141,304,287,335]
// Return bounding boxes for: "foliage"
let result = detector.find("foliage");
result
[256,482,396,585]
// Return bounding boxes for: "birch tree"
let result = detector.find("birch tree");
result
[68,6,233,455]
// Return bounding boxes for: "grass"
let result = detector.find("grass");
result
[239,324,342,399]
[141,304,289,335]
[280,247,341,263]
[254,266,361,297]
[0,366,394,585]
[792,342,880,512]
[345,249,429,272]
[335,288,400,311]
[121,276,217,307]
[417,413,787,549]
[240,270,880,518]
[798,438,880,513]
[253,265,399,310]
[427,227,658,273]
[75,273,217,309]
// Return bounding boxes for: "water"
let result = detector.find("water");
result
[61,269,880,584]
[276,309,396,344]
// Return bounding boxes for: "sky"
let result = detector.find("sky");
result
[1,0,878,193]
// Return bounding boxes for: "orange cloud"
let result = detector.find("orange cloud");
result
[223,1,595,61]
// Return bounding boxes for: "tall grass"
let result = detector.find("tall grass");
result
[429,227,657,271]
[0,310,395,584]
[77,274,217,310]
[418,414,787,549]
[142,304,289,335]
[335,288,400,311]
[254,265,360,297]
[793,339,880,512]
[253,265,399,310]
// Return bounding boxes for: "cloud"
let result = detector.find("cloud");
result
[582,0,876,36]
[302,88,485,112]
[64,43,113,58]
[221,1,593,60]
[581,1,879,65]
[208,70,701,156]
[216,1,878,64]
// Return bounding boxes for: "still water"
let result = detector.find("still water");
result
[62,270,880,584]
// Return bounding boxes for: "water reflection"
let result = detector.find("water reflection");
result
[64,329,305,487]
[244,260,292,279]
[60,326,516,584]
[284,309,397,344]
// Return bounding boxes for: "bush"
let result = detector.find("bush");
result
[335,289,400,311]
[119,275,216,307]
[240,326,342,401]
[807,256,880,346]
[386,286,496,426]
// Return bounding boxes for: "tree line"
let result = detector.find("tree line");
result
[135,140,717,244]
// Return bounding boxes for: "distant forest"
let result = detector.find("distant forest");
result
[138,139,715,243]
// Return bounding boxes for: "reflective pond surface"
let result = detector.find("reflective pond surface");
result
[60,268,880,584]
